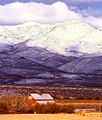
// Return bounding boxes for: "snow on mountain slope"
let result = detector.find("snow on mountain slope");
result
[0,20,101,56]
[59,56,102,74]
[0,20,102,86]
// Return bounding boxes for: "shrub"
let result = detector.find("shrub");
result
[0,102,8,114]
[0,95,26,114]
[59,105,75,113]
[33,103,75,114]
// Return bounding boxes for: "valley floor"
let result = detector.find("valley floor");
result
[0,114,102,120]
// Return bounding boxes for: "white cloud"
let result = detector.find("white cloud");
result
[75,7,102,28]
[0,1,102,28]
[70,0,102,2]
[0,2,82,24]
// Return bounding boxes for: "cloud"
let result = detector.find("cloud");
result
[75,7,102,28]
[69,0,102,2]
[0,1,102,28]
[0,2,82,24]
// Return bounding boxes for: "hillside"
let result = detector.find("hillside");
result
[0,20,102,87]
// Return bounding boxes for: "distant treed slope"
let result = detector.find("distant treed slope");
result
[0,43,71,85]
[59,56,102,74]
[0,43,101,87]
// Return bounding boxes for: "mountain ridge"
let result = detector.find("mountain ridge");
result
[0,20,101,56]
[0,20,102,87]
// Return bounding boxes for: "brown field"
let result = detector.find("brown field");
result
[56,99,102,106]
[56,99,102,104]
[0,114,102,120]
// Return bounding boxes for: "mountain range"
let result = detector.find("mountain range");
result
[0,20,102,87]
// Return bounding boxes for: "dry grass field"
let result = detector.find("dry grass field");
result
[0,114,102,120]
[56,99,102,105]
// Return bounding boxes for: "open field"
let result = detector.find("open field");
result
[0,114,102,120]
[56,99,102,106]
[56,99,102,104]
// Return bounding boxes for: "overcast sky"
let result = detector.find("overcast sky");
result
[0,0,102,27]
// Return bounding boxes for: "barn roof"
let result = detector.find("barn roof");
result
[31,93,54,100]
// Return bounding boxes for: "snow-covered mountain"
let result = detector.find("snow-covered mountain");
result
[0,20,102,87]
[0,20,102,57]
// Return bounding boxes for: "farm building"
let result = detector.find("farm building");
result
[26,93,55,105]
